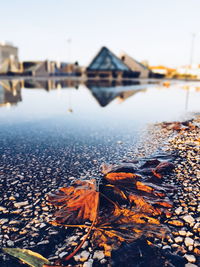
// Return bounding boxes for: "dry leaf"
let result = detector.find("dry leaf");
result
[48,180,99,224]
[3,248,50,267]
[105,172,139,184]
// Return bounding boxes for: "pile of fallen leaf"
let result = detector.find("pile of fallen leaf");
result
[3,157,189,267]
[161,119,198,132]
[45,158,177,266]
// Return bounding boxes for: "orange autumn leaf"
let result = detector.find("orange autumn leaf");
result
[135,181,166,197]
[128,195,161,215]
[45,154,175,265]
[47,180,99,224]
[113,207,160,225]
[91,229,125,257]
[194,248,200,255]
[167,220,184,227]
[105,172,139,184]
[151,169,162,179]
[135,181,154,193]
[154,201,173,208]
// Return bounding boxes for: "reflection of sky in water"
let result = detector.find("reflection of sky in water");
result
[0,82,200,126]
[0,80,200,176]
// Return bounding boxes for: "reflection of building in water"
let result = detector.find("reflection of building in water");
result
[117,90,142,103]
[0,58,22,75]
[87,82,147,107]
[24,79,80,91]
[55,79,80,89]
[86,47,140,80]
[0,80,22,107]
[181,84,200,92]
[24,79,56,91]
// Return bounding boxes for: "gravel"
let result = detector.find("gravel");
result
[0,115,200,266]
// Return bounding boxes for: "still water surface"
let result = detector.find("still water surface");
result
[0,79,200,178]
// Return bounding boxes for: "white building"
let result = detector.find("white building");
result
[0,42,18,65]
[177,64,200,78]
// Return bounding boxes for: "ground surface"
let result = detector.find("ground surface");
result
[0,115,199,267]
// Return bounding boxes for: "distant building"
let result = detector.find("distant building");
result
[149,65,176,78]
[54,62,82,77]
[120,53,150,78]
[149,65,168,75]
[0,42,21,74]
[86,47,140,80]
[22,61,53,76]
[0,42,18,64]
[176,64,200,78]
[22,60,83,77]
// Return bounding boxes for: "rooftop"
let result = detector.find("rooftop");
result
[87,46,131,71]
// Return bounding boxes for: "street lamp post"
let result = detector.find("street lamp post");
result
[190,33,196,67]
[185,33,197,110]
[67,38,71,63]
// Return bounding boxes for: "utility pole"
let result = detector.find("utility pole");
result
[67,38,71,63]
[185,33,196,110]
[190,33,196,66]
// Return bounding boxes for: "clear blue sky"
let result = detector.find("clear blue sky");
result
[1,0,200,67]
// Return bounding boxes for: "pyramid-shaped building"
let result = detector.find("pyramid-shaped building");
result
[120,52,150,78]
[86,47,140,80]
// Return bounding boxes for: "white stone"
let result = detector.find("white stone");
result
[186,231,193,237]
[193,222,200,229]
[73,253,81,261]
[162,245,171,250]
[174,236,183,243]
[79,251,90,262]
[59,252,68,258]
[175,207,183,215]
[83,259,93,267]
[37,240,49,245]
[185,263,198,267]
[14,201,29,208]
[82,241,88,249]
[184,254,196,263]
[7,240,14,246]
[68,235,79,242]
[12,209,22,214]
[194,241,200,247]
[184,237,194,247]
[9,220,20,225]
[0,219,8,224]
[39,223,46,228]
[42,207,49,211]
[93,250,104,260]
[183,215,195,226]
[179,230,187,236]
